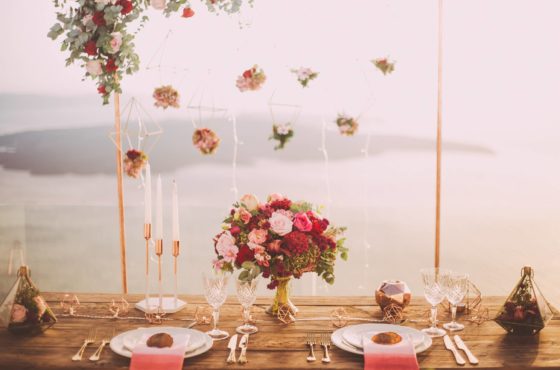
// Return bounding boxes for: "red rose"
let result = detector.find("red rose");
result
[92,11,106,27]
[269,199,292,210]
[97,85,107,95]
[283,231,309,255]
[242,69,253,79]
[84,40,97,56]
[117,0,133,15]
[182,7,195,18]
[229,225,241,235]
[126,149,141,160]
[105,58,118,73]
[235,245,255,267]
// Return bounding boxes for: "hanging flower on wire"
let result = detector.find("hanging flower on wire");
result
[291,67,318,88]
[182,6,195,18]
[153,85,180,109]
[336,114,359,136]
[193,128,221,155]
[372,57,395,75]
[236,65,266,92]
[269,123,294,150]
[123,149,148,178]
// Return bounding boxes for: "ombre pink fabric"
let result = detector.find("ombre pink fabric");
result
[363,335,419,370]
[129,334,189,370]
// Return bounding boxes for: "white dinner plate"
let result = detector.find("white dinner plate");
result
[109,327,213,359]
[122,327,206,353]
[331,325,432,355]
[342,324,425,349]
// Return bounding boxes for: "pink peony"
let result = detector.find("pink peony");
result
[293,212,313,232]
[248,229,268,245]
[240,194,259,211]
[238,207,252,224]
[267,193,285,202]
[216,232,236,257]
[10,304,27,323]
[109,32,122,54]
[267,239,282,253]
[276,209,293,219]
[269,211,293,236]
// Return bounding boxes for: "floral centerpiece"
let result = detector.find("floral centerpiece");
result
[123,149,148,178]
[153,85,180,109]
[372,57,395,75]
[212,194,348,315]
[336,114,359,136]
[291,67,318,87]
[192,128,221,155]
[236,65,267,92]
[269,123,294,150]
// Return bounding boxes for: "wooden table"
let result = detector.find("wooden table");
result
[0,293,558,369]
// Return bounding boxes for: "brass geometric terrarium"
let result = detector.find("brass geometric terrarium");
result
[0,266,57,335]
[495,266,554,335]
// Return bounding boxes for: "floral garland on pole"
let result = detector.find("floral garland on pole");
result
[48,0,253,105]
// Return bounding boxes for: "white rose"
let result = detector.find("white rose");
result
[86,60,103,76]
[109,32,122,54]
[240,194,259,211]
[150,0,167,10]
[269,211,293,236]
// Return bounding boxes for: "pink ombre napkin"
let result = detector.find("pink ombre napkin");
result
[129,333,190,370]
[363,334,419,370]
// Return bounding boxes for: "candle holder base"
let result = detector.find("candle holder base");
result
[135,297,187,314]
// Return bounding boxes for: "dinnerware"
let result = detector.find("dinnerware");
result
[443,272,469,331]
[236,278,259,335]
[443,334,466,365]
[109,327,213,359]
[238,334,249,364]
[72,328,96,361]
[342,324,425,350]
[89,329,113,361]
[420,267,449,337]
[203,272,230,340]
[331,326,432,355]
[226,334,238,364]
[454,335,478,365]
[320,333,331,363]
[306,332,316,362]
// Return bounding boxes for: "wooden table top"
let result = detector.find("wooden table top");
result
[0,293,558,369]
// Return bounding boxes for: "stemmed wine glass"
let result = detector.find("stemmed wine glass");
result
[420,268,449,337]
[236,278,259,334]
[202,272,229,340]
[443,271,469,331]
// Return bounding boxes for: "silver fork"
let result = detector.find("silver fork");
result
[89,329,114,361]
[320,333,331,363]
[72,328,96,361]
[306,333,316,362]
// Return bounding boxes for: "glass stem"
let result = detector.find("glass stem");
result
[431,306,438,329]
[212,308,219,331]
[243,307,250,326]
[451,304,457,324]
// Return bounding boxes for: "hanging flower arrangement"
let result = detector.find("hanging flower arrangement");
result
[48,0,253,105]
[336,114,359,136]
[270,123,294,150]
[372,57,395,75]
[153,85,180,109]
[236,65,267,92]
[123,149,148,178]
[193,128,221,155]
[291,67,318,88]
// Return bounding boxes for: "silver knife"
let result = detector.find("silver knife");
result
[443,335,466,365]
[238,334,249,364]
[226,334,238,364]
[454,335,479,365]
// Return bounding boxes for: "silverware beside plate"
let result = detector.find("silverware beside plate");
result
[226,334,238,364]
[238,334,249,364]
[443,334,466,365]
[454,335,478,365]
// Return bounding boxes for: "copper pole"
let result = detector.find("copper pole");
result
[435,0,444,269]
[114,87,128,293]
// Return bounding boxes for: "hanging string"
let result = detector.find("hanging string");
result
[359,133,372,291]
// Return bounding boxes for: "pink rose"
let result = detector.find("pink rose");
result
[269,211,293,236]
[34,296,47,317]
[109,32,122,54]
[267,193,284,202]
[240,194,259,211]
[293,212,312,232]
[252,244,270,266]
[276,209,293,219]
[248,229,268,244]
[267,239,282,253]
[238,207,252,224]
[150,0,166,10]
[216,231,236,259]
[86,60,102,76]
[10,304,27,323]
[212,259,225,271]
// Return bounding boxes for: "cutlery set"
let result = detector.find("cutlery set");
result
[226,333,250,364]
[72,328,113,362]
[306,333,332,363]
[443,334,479,365]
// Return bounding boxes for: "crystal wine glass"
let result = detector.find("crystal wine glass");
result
[236,278,259,334]
[202,272,229,340]
[420,268,449,337]
[443,272,469,331]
